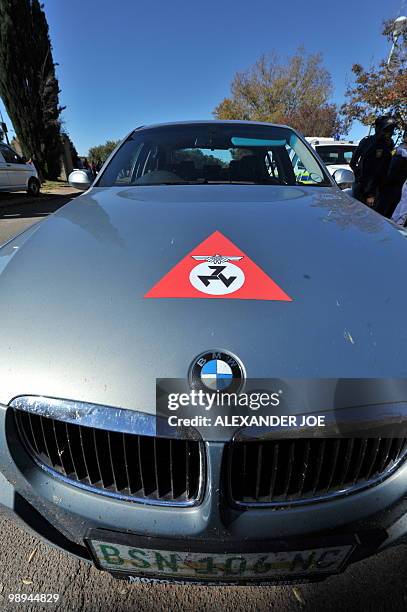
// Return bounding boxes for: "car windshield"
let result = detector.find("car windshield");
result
[97,123,330,188]
[316,145,357,166]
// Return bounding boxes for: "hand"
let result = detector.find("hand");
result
[366,196,375,207]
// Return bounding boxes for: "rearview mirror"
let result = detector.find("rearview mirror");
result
[68,170,91,191]
[333,168,355,190]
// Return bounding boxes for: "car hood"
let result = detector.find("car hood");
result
[0,184,407,410]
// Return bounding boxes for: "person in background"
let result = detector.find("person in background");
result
[350,115,398,207]
[375,130,407,218]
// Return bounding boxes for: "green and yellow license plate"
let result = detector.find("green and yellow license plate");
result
[89,540,354,580]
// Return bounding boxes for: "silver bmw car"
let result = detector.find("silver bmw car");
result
[1,121,407,585]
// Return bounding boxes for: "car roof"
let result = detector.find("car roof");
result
[134,119,293,131]
[307,138,357,147]
[314,142,357,146]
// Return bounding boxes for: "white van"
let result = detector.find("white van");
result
[0,143,40,195]
[306,137,358,175]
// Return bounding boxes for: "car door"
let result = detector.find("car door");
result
[0,147,11,189]
[0,144,27,188]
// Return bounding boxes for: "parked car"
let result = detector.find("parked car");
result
[307,137,358,189]
[0,142,40,196]
[1,121,406,586]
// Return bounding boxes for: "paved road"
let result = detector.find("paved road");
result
[1,514,406,612]
[0,189,77,245]
[1,193,407,611]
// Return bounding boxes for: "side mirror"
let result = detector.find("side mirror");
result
[333,168,355,190]
[68,170,91,191]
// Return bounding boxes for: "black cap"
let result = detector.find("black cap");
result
[375,115,398,132]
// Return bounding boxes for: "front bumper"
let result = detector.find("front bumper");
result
[2,402,407,584]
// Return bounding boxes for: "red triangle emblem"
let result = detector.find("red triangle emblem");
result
[145,231,292,301]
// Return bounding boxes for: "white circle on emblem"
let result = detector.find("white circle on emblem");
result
[189,262,245,295]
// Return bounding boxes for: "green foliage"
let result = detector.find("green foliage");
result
[88,140,120,167]
[174,148,227,167]
[0,0,65,179]
[341,19,407,129]
[64,133,80,168]
[214,49,347,137]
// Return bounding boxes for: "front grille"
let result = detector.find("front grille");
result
[15,410,204,505]
[228,437,407,506]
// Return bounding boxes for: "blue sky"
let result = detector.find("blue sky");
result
[0,0,403,155]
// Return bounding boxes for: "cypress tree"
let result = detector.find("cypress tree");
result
[0,0,65,179]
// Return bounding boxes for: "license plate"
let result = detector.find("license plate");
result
[89,540,354,581]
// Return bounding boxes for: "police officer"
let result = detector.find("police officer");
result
[375,129,407,218]
[350,115,398,207]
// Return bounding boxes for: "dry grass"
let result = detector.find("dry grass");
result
[40,179,70,192]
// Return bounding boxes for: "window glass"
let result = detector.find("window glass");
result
[316,145,357,166]
[98,124,330,187]
[0,145,22,164]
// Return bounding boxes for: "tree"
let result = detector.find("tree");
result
[0,0,65,179]
[174,148,227,167]
[214,49,347,137]
[341,19,407,129]
[88,140,120,167]
[63,133,80,168]
[10,136,21,153]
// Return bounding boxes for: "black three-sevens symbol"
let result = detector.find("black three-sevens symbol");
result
[198,265,236,288]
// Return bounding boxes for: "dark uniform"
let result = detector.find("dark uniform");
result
[375,140,407,218]
[350,134,394,205]
[350,116,398,207]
